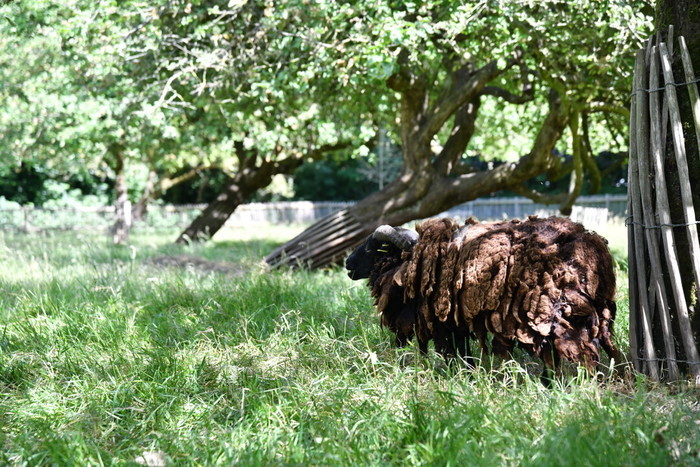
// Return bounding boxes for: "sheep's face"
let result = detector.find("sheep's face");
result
[345,235,402,280]
[346,225,418,280]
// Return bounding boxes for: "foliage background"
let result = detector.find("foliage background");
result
[0,0,651,209]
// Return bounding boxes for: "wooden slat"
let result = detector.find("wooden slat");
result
[659,42,700,318]
[627,198,640,372]
[268,209,347,257]
[266,209,350,257]
[276,224,367,268]
[648,46,680,380]
[671,37,700,379]
[636,42,659,324]
[273,218,364,262]
[659,26,674,148]
[629,49,659,379]
[627,51,640,371]
[309,229,369,268]
[265,209,358,263]
[680,36,700,170]
[637,42,664,327]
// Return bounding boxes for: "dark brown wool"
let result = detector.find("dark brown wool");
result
[380,216,618,372]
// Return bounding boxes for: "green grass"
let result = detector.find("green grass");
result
[1,225,699,465]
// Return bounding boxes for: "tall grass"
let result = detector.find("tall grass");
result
[0,225,698,465]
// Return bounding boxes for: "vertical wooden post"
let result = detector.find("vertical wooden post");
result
[628,52,640,372]
[22,206,30,233]
[629,49,659,379]
[659,43,700,296]
[679,37,700,168]
[647,47,680,380]
[659,41,700,380]
[658,26,674,147]
[669,38,700,379]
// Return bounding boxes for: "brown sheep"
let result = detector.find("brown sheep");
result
[346,216,620,384]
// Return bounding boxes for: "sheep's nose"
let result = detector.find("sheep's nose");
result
[345,256,355,270]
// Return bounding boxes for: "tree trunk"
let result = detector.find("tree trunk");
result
[111,145,131,245]
[654,1,700,366]
[175,142,354,244]
[175,167,275,243]
[133,169,157,222]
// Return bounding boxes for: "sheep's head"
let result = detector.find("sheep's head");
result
[345,225,418,280]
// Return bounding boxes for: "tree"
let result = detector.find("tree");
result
[1,1,380,242]
[2,2,150,241]
[265,1,652,268]
[140,1,382,243]
[0,0,234,242]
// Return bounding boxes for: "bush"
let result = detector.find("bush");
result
[292,159,378,201]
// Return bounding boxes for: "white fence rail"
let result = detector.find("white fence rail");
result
[0,195,627,232]
[439,194,626,223]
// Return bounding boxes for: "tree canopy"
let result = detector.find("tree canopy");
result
[0,0,652,250]
[266,0,653,267]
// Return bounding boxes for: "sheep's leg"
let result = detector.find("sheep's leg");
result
[540,367,554,388]
[491,335,515,359]
[454,332,474,368]
[418,339,429,355]
[394,334,410,347]
[434,327,475,368]
[540,347,560,388]
[414,313,430,356]
[433,326,448,356]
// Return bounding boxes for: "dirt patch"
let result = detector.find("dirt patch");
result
[148,254,246,275]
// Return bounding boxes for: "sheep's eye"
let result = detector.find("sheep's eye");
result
[377,243,390,253]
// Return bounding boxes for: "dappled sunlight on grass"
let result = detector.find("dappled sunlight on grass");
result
[213,223,308,244]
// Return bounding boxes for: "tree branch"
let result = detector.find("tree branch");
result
[158,164,226,195]
[510,184,567,204]
[587,101,630,118]
[308,139,362,160]
[513,89,571,176]
[603,111,626,147]
[600,151,627,178]
[481,61,534,104]
[451,160,479,175]
[420,51,523,144]
[581,112,601,193]
[434,96,482,175]
[387,52,430,170]
[481,85,534,104]
[432,89,571,203]
[559,110,584,215]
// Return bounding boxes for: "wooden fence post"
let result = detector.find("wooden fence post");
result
[629,49,659,379]
[629,29,700,382]
[22,206,29,233]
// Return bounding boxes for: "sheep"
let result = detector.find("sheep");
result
[346,215,620,384]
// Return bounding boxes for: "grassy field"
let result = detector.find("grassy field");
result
[1,224,699,465]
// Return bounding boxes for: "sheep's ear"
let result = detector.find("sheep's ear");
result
[372,225,418,251]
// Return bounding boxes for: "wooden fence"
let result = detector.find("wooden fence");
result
[627,27,700,383]
[0,195,627,232]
